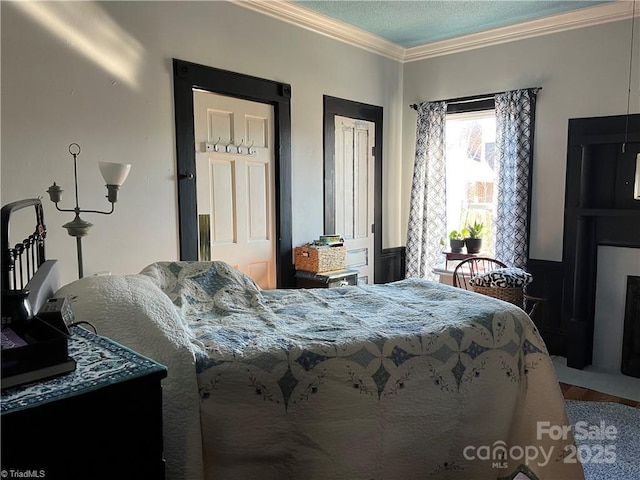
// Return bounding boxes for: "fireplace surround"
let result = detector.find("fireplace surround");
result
[562,113,640,370]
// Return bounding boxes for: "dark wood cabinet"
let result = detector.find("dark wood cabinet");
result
[380,247,406,283]
[1,327,167,480]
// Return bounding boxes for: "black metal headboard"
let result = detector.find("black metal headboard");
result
[1,198,47,292]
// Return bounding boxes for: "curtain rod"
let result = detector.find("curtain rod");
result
[409,87,542,110]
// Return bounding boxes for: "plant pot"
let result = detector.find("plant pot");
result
[465,238,482,254]
[449,239,465,253]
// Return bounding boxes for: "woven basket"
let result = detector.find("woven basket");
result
[295,245,346,273]
[472,285,523,308]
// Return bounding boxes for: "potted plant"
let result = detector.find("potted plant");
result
[464,221,484,254]
[448,230,465,253]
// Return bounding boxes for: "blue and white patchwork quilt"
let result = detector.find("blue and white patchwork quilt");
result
[135,261,583,480]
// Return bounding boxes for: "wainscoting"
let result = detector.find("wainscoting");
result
[379,247,405,284]
[526,259,566,356]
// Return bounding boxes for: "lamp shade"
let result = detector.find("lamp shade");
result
[98,162,131,186]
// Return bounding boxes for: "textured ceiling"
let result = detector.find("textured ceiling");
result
[294,1,613,47]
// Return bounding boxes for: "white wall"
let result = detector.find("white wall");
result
[1,1,404,285]
[402,19,640,261]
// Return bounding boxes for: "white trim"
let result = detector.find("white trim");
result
[405,1,638,62]
[232,0,638,63]
[231,0,404,61]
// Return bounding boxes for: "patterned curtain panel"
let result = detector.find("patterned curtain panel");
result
[494,89,538,268]
[406,101,447,279]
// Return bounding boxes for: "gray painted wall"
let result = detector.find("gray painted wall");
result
[1,1,404,284]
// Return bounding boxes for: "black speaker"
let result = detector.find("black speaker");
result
[36,297,74,335]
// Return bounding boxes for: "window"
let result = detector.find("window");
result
[407,88,537,279]
[445,110,496,256]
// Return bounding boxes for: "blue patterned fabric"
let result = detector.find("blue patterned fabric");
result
[406,101,447,280]
[1,327,165,414]
[494,89,538,268]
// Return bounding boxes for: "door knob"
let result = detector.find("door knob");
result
[180,172,195,180]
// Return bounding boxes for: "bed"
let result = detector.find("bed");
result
[54,261,582,480]
[2,201,584,480]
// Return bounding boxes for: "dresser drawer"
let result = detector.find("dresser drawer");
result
[295,269,358,288]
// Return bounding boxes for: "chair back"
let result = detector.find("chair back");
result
[452,257,544,317]
[452,257,507,290]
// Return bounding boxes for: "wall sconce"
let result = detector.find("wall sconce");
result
[46,143,131,278]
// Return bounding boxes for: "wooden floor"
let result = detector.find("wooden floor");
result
[560,382,640,408]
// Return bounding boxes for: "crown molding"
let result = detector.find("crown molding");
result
[404,1,639,62]
[232,0,639,64]
[231,0,404,61]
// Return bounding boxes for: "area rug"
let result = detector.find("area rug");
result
[565,400,640,480]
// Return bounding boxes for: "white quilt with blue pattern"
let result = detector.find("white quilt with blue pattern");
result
[137,261,582,480]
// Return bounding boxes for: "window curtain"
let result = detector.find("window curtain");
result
[406,101,447,279]
[494,89,538,268]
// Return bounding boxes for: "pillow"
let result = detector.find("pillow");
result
[140,261,264,317]
[469,267,532,288]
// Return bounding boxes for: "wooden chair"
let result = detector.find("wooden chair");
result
[452,257,506,290]
[452,257,544,317]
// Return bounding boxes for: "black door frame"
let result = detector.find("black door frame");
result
[173,59,295,287]
[323,95,383,283]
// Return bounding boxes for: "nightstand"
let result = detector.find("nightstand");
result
[1,327,167,480]
[295,269,358,288]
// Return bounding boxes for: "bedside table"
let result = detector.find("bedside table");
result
[1,327,167,480]
[295,269,358,288]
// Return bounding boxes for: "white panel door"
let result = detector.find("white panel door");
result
[193,90,276,289]
[334,116,375,284]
